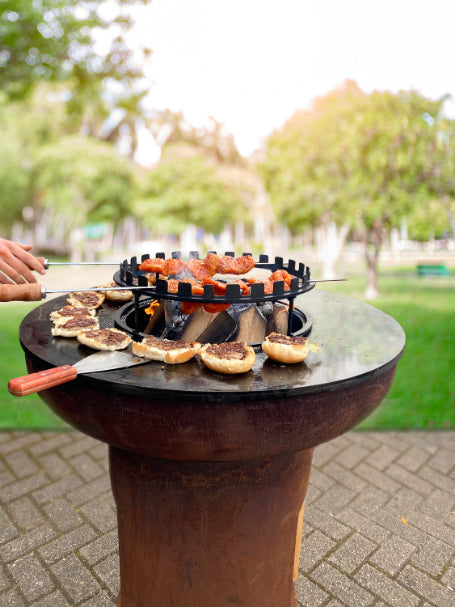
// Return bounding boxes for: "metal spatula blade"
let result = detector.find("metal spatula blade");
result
[73,349,146,373]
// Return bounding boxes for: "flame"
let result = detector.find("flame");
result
[144,300,160,317]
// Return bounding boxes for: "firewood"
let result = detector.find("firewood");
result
[232,304,267,344]
[266,302,289,335]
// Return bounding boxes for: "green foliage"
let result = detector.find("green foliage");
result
[259,81,455,294]
[0,128,32,227]
[35,136,138,225]
[0,87,139,231]
[258,80,365,232]
[259,81,452,239]
[0,86,68,229]
[0,0,151,100]
[137,153,250,235]
[406,198,451,241]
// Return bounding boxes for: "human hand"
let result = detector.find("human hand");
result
[0,238,46,285]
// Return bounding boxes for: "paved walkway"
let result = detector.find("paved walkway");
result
[0,430,453,607]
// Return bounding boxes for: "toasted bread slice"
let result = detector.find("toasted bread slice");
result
[50,306,96,324]
[77,328,132,351]
[51,315,99,337]
[199,341,255,374]
[66,291,105,309]
[261,332,321,363]
[132,335,201,364]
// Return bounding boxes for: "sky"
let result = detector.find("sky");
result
[124,0,455,165]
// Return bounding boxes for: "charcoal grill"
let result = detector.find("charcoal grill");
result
[113,251,315,345]
[17,285,405,607]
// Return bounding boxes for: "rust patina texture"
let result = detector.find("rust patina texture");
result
[18,290,405,607]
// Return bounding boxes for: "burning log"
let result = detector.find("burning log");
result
[230,304,267,345]
[140,297,293,347]
[143,300,165,335]
[180,307,237,344]
[266,302,289,336]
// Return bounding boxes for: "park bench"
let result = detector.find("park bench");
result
[416,263,451,277]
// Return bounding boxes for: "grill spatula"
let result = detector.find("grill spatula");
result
[8,348,149,397]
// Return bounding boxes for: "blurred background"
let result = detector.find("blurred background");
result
[0,0,454,430]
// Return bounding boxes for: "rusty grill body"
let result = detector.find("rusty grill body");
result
[113,251,315,345]
[18,284,405,607]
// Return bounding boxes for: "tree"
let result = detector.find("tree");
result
[104,89,153,159]
[406,199,451,242]
[137,151,250,238]
[0,84,70,231]
[0,0,151,100]
[258,80,362,279]
[149,110,245,166]
[35,136,138,227]
[343,89,451,297]
[259,81,454,297]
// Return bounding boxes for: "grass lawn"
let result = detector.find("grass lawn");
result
[1,263,454,430]
[0,302,69,430]
[318,264,455,430]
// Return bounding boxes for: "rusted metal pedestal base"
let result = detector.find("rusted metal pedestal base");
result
[110,447,313,607]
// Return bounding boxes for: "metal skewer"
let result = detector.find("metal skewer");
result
[41,279,347,297]
[40,279,347,299]
[0,278,348,303]
[40,285,145,298]
[310,279,347,283]
[39,258,119,269]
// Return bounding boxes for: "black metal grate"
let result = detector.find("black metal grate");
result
[114,251,314,305]
[113,251,315,341]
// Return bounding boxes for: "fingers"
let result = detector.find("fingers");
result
[16,247,46,276]
[0,258,35,284]
[0,238,46,285]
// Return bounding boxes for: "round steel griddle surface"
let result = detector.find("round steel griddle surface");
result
[19,290,405,402]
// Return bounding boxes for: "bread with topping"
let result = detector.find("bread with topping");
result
[77,328,132,351]
[66,291,105,309]
[132,335,201,364]
[199,341,255,374]
[50,306,96,324]
[98,282,134,302]
[51,315,99,337]
[261,332,320,363]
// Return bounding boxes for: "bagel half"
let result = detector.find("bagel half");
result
[199,341,255,374]
[261,332,320,364]
[132,335,201,364]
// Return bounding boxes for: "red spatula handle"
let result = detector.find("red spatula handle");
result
[0,283,43,302]
[8,365,78,397]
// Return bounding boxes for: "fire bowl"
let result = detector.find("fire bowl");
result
[114,297,313,348]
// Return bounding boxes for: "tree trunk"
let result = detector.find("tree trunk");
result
[364,253,379,299]
[316,222,349,280]
[363,221,383,299]
[447,207,455,239]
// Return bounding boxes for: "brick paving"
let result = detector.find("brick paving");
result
[0,430,453,607]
